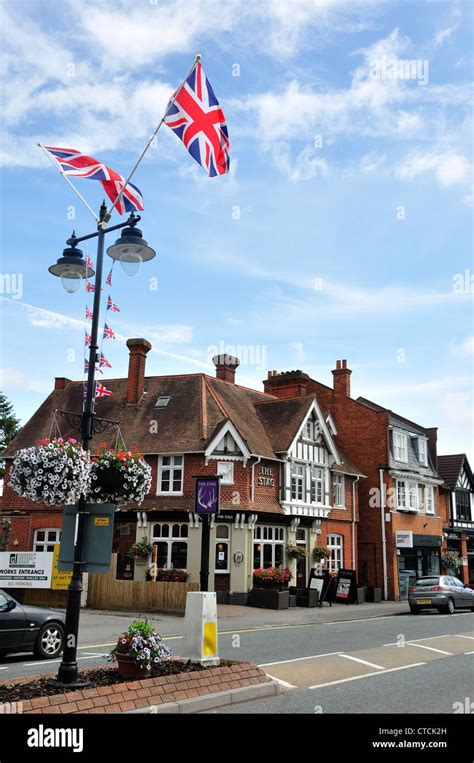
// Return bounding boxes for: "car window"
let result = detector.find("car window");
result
[0,593,9,610]
[415,578,440,586]
[442,577,453,586]
[451,577,464,587]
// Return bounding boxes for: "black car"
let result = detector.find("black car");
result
[0,589,65,659]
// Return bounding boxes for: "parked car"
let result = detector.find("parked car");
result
[408,575,474,615]
[0,589,65,659]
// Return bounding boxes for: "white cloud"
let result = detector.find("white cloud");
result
[450,336,474,357]
[396,150,472,187]
[360,151,386,173]
[0,369,51,394]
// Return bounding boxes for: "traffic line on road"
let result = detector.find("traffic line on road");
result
[259,652,342,668]
[454,634,474,640]
[407,643,453,656]
[269,676,297,690]
[338,654,385,670]
[308,662,426,690]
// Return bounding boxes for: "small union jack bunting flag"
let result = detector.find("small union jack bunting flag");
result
[107,295,120,312]
[103,323,115,340]
[99,352,112,369]
[106,269,113,287]
[85,306,93,320]
[95,382,113,398]
[85,334,92,346]
[86,281,95,293]
[84,359,103,375]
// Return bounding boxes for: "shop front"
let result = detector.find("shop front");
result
[396,532,442,600]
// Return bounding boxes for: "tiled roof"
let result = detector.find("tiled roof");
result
[356,396,428,434]
[437,454,468,490]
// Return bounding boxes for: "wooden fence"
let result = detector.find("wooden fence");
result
[87,555,198,613]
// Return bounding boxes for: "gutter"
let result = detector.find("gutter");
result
[251,456,262,502]
[379,468,388,601]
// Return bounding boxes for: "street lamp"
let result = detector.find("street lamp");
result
[47,201,156,688]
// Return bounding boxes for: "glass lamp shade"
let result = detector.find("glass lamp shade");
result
[106,226,156,277]
[49,245,92,289]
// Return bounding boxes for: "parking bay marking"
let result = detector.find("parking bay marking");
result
[338,654,385,670]
[308,662,426,690]
[405,642,453,656]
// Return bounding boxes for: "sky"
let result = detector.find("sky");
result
[0,0,473,461]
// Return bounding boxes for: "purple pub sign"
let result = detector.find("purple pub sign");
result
[195,476,220,515]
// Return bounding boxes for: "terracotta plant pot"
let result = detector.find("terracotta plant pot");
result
[116,653,143,679]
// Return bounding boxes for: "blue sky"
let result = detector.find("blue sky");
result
[0,0,473,460]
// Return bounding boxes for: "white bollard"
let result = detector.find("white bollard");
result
[180,592,220,666]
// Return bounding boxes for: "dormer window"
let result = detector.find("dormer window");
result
[393,431,408,462]
[418,439,427,466]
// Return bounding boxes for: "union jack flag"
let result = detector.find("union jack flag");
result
[85,306,93,320]
[95,382,113,398]
[164,61,230,177]
[99,352,112,369]
[103,323,115,340]
[85,334,92,347]
[86,281,95,293]
[106,269,113,287]
[107,295,120,312]
[44,146,145,215]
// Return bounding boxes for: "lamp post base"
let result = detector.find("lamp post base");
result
[46,677,90,690]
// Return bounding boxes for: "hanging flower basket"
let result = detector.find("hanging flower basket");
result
[88,443,152,505]
[108,619,171,677]
[312,545,331,563]
[441,551,461,570]
[128,537,153,560]
[9,438,91,505]
[286,544,307,560]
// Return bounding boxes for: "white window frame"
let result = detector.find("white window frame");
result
[34,528,61,552]
[217,461,234,485]
[157,454,184,495]
[332,474,345,507]
[393,431,408,462]
[253,525,285,568]
[291,463,304,501]
[425,485,435,514]
[150,522,188,569]
[396,480,419,511]
[418,439,427,466]
[310,467,324,504]
[327,534,343,572]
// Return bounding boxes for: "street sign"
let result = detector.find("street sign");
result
[195,476,220,514]
[0,551,53,588]
[59,503,115,573]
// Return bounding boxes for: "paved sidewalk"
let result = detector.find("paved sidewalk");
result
[81,600,408,638]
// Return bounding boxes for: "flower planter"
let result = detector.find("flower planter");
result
[248,587,289,610]
[116,653,144,679]
[134,557,147,566]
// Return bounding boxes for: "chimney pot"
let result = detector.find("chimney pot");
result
[126,338,152,404]
[332,359,351,399]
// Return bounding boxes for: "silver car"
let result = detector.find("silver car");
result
[408,575,474,615]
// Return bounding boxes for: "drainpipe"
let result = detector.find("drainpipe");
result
[379,468,388,601]
[351,475,360,571]
[251,456,262,502]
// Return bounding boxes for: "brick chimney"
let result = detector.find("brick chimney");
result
[332,359,351,400]
[213,354,240,384]
[263,370,310,399]
[126,338,152,404]
[54,377,71,391]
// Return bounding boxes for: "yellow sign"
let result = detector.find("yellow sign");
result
[94,517,110,526]
[51,544,72,591]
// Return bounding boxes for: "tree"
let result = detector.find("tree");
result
[0,392,21,479]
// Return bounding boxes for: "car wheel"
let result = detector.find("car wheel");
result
[442,598,455,615]
[409,605,421,614]
[34,622,64,659]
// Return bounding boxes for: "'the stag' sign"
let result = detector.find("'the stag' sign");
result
[195,476,220,515]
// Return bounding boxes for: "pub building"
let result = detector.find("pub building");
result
[437,454,474,585]
[1,339,364,605]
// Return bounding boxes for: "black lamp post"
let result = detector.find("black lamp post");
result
[47,201,156,687]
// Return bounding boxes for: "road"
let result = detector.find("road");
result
[1,605,473,713]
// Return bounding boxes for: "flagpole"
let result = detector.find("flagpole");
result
[37,143,100,223]
[103,54,202,223]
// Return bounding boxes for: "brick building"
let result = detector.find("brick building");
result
[263,362,448,600]
[0,340,364,604]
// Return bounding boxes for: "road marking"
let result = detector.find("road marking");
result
[0,666,8,670]
[439,612,471,618]
[383,634,451,646]
[267,676,297,689]
[464,651,474,655]
[24,654,106,668]
[338,654,385,670]
[455,634,474,640]
[408,643,452,656]
[259,652,342,668]
[308,662,426,690]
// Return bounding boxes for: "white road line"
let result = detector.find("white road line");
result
[259,652,343,668]
[383,634,451,646]
[308,662,426,690]
[408,643,453,656]
[0,666,8,670]
[266,675,297,689]
[455,635,474,640]
[464,651,474,655]
[439,613,471,618]
[24,654,104,667]
[338,654,385,670]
